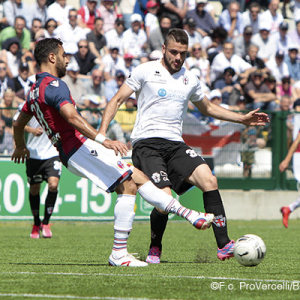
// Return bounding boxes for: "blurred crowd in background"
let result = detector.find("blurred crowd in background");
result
[0,0,300,158]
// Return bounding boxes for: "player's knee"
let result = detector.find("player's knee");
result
[29,184,40,195]
[47,178,59,192]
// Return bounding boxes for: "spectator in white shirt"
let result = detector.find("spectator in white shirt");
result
[122,14,147,63]
[210,41,253,83]
[105,18,126,56]
[242,2,261,35]
[55,9,87,55]
[260,0,283,35]
[29,0,48,27]
[145,1,159,38]
[183,17,202,51]
[102,47,126,81]
[47,0,72,26]
[4,0,31,28]
[273,21,292,55]
[251,20,277,62]
[266,50,290,84]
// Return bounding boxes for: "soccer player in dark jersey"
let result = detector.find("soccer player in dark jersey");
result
[99,28,270,263]
[12,38,215,267]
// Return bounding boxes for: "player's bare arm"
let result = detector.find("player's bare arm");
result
[194,96,270,126]
[60,103,128,156]
[279,132,300,172]
[99,83,134,135]
[11,111,32,164]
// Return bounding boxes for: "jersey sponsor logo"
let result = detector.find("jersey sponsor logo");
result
[158,88,167,97]
[213,215,226,227]
[50,80,59,87]
[186,149,198,158]
[183,76,189,85]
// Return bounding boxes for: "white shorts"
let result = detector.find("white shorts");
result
[67,138,133,192]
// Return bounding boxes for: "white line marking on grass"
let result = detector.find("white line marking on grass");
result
[0,293,150,300]
[2,271,300,284]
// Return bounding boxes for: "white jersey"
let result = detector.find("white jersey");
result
[125,60,205,144]
[14,104,58,160]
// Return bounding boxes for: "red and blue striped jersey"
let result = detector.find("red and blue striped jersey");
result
[22,72,87,166]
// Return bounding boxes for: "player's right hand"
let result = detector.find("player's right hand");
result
[102,139,128,157]
[11,147,30,164]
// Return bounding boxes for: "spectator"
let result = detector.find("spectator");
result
[86,17,108,60]
[213,67,242,106]
[29,0,48,26]
[274,21,292,55]
[0,60,14,98]
[186,0,216,38]
[104,69,125,101]
[123,53,135,77]
[47,0,72,26]
[265,74,277,94]
[102,47,125,82]
[185,43,210,86]
[0,16,31,51]
[233,25,253,58]
[13,62,33,100]
[43,18,58,38]
[148,14,172,52]
[251,20,277,62]
[78,0,101,31]
[99,0,118,33]
[260,0,283,35]
[244,70,277,110]
[285,44,300,84]
[201,26,227,63]
[81,95,104,129]
[242,2,261,35]
[158,0,188,28]
[61,58,85,108]
[218,1,243,40]
[210,41,253,83]
[122,13,147,62]
[183,17,202,50]
[288,19,300,46]
[145,1,159,38]
[55,8,87,55]
[133,0,147,21]
[0,0,8,31]
[105,18,125,55]
[292,0,300,22]
[0,118,14,155]
[243,44,266,70]
[266,50,289,83]
[82,68,106,101]
[3,0,30,28]
[0,88,18,132]
[114,93,137,143]
[206,89,229,125]
[74,39,101,77]
[30,18,43,50]
[276,76,295,101]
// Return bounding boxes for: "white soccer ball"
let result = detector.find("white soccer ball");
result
[233,234,266,267]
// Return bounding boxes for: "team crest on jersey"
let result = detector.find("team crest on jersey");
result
[117,161,124,169]
[213,215,226,227]
[183,76,189,85]
[158,88,167,97]
[50,80,59,87]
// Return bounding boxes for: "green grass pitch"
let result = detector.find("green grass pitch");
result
[0,220,299,300]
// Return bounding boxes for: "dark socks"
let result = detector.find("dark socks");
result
[29,194,41,226]
[203,190,230,249]
[149,208,168,251]
[42,191,57,225]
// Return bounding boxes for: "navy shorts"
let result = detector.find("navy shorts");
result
[132,138,206,195]
[26,156,61,185]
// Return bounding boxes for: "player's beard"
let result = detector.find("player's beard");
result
[163,53,182,74]
[56,57,67,78]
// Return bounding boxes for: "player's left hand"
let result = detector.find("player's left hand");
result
[102,139,128,157]
[242,108,270,126]
[11,147,30,164]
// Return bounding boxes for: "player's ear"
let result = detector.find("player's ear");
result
[48,52,56,64]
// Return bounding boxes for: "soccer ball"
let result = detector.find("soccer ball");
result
[233,234,266,267]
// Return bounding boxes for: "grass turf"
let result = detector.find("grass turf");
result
[0,220,299,300]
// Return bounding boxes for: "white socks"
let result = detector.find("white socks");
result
[289,198,300,212]
[112,194,135,259]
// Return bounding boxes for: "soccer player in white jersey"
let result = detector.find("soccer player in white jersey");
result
[12,38,215,267]
[13,103,62,239]
[279,131,300,228]
[99,28,270,263]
